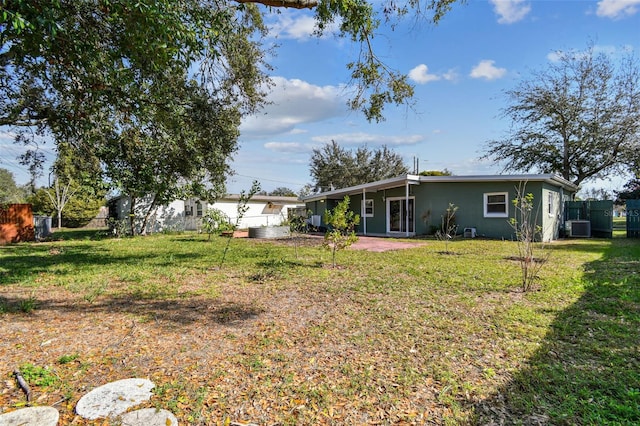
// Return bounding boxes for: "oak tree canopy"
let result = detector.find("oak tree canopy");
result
[310,140,408,191]
[1,0,461,206]
[482,44,640,187]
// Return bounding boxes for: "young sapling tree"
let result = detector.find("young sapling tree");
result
[510,183,548,292]
[219,181,261,268]
[289,210,310,259]
[323,196,360,268]
[435,203,458,254]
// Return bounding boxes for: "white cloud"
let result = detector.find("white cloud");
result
[289,128,308,135]
[264,142,316,154]
[408,64,440,84]
[442,69,459,82]
[269,14,315,40]
[259,132,425,158]
[267,10,339,40]
[408,64,459,84]
[596,0,640,18]
[240,77,347,138]
[489,0,531,24]
[469,60,507,80]
[311,132,424,147]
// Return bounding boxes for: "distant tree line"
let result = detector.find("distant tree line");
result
[309,140,409,192]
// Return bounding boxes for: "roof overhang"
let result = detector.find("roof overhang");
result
[415,174,579,192]
[220,194,302,204]
[302,174,421,202]
[301,173,578,203]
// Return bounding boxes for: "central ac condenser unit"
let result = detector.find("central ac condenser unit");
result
[566,220,591,237]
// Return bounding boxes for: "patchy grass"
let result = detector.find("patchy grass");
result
[0,230,638,425]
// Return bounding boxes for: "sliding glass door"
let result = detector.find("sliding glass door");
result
[387,197,414,233]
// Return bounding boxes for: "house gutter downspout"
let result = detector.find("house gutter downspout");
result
[405,181,410,237]
[362,188,367,235]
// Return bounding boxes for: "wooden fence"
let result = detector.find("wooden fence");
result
[0,204,35,244]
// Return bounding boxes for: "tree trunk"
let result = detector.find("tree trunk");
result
[140,195,158,236]
[129,196,137,236]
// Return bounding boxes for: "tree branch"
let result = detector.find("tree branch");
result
[235,0,317,9]
[14,370,32,403]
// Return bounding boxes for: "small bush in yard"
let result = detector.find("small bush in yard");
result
[18,363,58,387]
[201,208,234,240]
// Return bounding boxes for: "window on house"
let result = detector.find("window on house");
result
[196,202,203,217]
[484,192,508,218]
[362,199,374,217]
[548,193,553,216]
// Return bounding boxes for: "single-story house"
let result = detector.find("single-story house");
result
[109,194,303,234]
[302,174,578,242]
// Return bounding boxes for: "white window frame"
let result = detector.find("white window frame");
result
[362,199,374,217]
[484,192,509,218]
[548,192,554,217]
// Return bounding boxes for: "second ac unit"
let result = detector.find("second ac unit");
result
[567,220,591,237]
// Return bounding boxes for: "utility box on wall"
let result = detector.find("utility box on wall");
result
[463,227,477,238]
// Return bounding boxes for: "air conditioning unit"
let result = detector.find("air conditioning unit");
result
[463,227,477,238]
[566,220,591,237]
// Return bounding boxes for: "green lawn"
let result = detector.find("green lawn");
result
[1,230,638,425]
[613,216,626,230]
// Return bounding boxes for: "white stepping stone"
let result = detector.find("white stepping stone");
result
[75,378,155,420]
[0,406,59,426]
[120,408,179,425]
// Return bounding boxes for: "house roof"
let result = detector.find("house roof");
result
[219,194,302,204]
[108,193,302,205]
[301,174,578,202]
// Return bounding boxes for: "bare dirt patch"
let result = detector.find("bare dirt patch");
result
[263,234,426,252]
[1,268,475,425]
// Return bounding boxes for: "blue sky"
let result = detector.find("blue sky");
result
[2,0,639,195]
[230,0,640,195]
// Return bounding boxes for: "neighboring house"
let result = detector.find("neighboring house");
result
[109,194,303,234]
[302,174,578,242]
[183,195,303,230]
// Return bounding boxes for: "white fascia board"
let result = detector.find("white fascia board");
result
[301,174,420,202]
[418,174,578,192]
